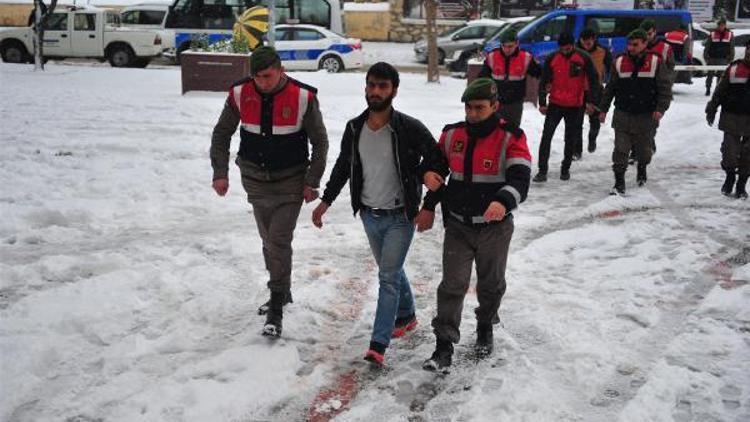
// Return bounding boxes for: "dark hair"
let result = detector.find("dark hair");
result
[366,62,400,88]
[640,19,656,31]
[580,28,597,39]
[558,33,575,46]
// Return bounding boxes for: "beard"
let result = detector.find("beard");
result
[366,93,395,112]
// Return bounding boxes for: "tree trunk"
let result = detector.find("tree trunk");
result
[33,0,43,70]
[425,0,439,83]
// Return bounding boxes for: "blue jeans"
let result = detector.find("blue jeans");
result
[361,210,416,348]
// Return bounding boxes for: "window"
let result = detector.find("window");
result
[43,13,67,30]
[692,29,708,41]
[74,13,96,31]
[453,25,486,40]
[584,16,642,38]
[106,12,120,26]
[295,0,330,28]
[265,28,293,41]
[652,16,682,34]
[532,15,571,42]
[121,11,139,24]
[140,11,166,25]
[734,34,750,46]
[295,28,323,41]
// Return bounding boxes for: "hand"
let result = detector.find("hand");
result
[483,201,507,222]
[414,209,435,232]
[312,201,329,228]
[303,185,319,203]
[706,111,716,126]
[652,111,664,122]
[213,178,229,196]
[539,106,547,115]
[423,171,444,192]
[599,112,607,124]
[585,103,595,115]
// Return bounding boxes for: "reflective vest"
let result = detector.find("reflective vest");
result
[485,48,534,104]
[547,50,590,108]
[613,52,660,114]
[438,119,531,223]
[723,60,750,115]
[230,77,315,171]
[665,30,688,61]
[708,30,733,60]
[650,40,672,64]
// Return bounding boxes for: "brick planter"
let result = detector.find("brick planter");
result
[180,51,251,94]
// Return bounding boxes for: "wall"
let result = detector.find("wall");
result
[343,2,391,41]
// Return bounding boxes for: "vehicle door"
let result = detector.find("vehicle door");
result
[270,27,299,69]
[521,14,574,64]
[71,12,101,57]
[448,24,489,57]
[291,27,329,69]
[42,12,71,56]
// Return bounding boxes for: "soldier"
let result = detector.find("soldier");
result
[705,38,750,199]
[600,29,672,195]
[418,78,531,372]
[704,18,735,96]
[577,28,612,153]
[478,29,542,126]
[312,62,449,366]
[210,46,329,337]
[641,19,675,78]
[535,33,600,182]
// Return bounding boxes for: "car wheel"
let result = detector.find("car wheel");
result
[108,45,134,67]
[1,41,30,63]
[691,58,705,77]
[319,55,344,73]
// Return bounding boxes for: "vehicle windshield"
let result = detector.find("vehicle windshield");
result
[487,20,529,43]
[439,24,465,37]
[484,23,508,41]
[106,11,121,27]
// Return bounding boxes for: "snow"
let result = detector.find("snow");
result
[1,61,749,422]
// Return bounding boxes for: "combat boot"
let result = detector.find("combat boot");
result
[262,291,285,338]
[533,171,548,183]
[423,338,454,373]
[637,164,648,187]
[475,323,494,358]
[610,172,626,196]
[258,290,293,315]
[736,175,748,200]
[722,171,736,196]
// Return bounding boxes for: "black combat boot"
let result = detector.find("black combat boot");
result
[262,291,285,338]
[475,323,494,358]
[560,166,571,181]
[423,338,454,373]
[533,171,548,183]
[736,175,748,200]
[258,290,293,315]
[722,171,736,196]
[610,172,626,195]
[637,164,648,187]
[588,134,597,153]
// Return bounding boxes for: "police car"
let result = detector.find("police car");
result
[270,24,363,72]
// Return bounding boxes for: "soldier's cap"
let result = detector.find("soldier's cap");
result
[558,33,575,46]
[250,46,281,75]
[639,19,656,31]
[580,28,597,39]
[500,29,518,44]
[461,78,498,103]
[627,28,649,41]
[718,17,727,24]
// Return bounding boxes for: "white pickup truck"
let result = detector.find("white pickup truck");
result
[0,5,165,67]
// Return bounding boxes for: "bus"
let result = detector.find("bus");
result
[164,0,343,59]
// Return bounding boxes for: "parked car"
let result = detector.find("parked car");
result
[270,24,363,72]
[0,5,165,67]
[120,3,175,53]
[414,19,507,64]
[691,27,750,69]
[447,16,534,74]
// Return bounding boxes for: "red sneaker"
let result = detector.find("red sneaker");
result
[364,349,385,365]
[392,315,417,338]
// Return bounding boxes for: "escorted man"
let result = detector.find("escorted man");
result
[704,18,735,96]
[210,46,329,337]
[535,33,600,182]
[705,38,750,199]
[312,62,448,366]
[577,28,612,153]
[478,29,542,126]
[419,78,531,372]
[641,19,675,77]
[600,29,672,195]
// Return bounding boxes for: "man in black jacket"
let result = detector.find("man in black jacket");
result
[312,62,449,366]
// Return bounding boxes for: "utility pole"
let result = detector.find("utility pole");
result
[267,0,275,47]
[33,0,43,70]
[425,0,439,83]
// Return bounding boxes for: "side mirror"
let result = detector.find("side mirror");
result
[544,35,551,42]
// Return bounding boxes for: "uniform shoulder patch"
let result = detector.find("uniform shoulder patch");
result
[442,121,466,132]
[231,76,253,87]
[288,77,318,94]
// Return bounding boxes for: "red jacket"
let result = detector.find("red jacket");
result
[539,49,600,108]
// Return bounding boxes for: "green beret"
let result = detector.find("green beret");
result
[250,46,281,75]
[462,78,498,102]
[627,29,648,41]
[639,19,656,31]
[500,29,518,44]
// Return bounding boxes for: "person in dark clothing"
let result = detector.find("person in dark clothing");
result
[312,62,449,366]
[418,78,531,372]
[478,29,542,126]
[704,18,735,96]
[577,28,612,153]
[600,29,673,195]
[534,33,601,182]
[210,47,329,338]
[705,38,750,199]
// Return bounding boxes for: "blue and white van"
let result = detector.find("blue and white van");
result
[485,9,694,66]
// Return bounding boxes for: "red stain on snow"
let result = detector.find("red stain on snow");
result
[598,210,623,219]
[307,371,359,422]
[709,260,748,290]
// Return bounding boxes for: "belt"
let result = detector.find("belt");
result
[448,210,506,227]
[361,205,405,217]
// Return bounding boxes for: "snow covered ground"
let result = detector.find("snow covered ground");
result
[1,62,748,422]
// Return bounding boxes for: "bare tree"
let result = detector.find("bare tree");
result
[32,0,58,70]
[425,0,439,83]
